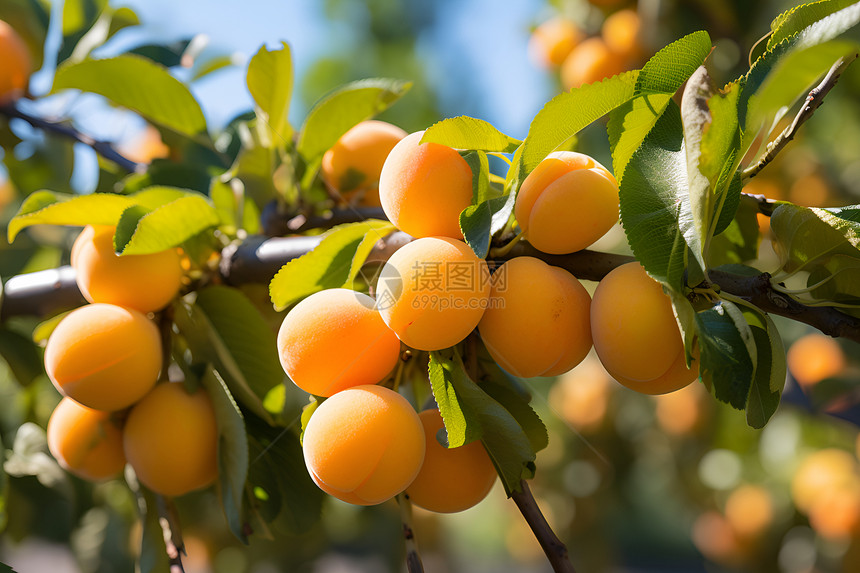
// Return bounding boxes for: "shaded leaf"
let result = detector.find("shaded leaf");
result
[770,203,860,273]
[745,313,785,428]
[695,301,756,409]
[0,328,42,385]
[459,195,511,259]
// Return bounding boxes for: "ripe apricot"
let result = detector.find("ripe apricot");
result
[302,385,425,505]
[277,288,401,397]
[515,151,619,255]
[791,448,858,514]
[47,397,126,481]
[406,409,497,513]
[724,484,774,541]
[528,17,583,68]
[608,346,698,395]
[71,225,183,314]
[123,382,218,497]
[119,125,170,164]
[550,356,614,432]
[44,303,162,411]
[321,120,407,206]
[591,262,684,384]
[560,37,626,90]
[787,333,845,389]
[601,9,642,62]
[478,257,591,377]
[376,237,490,351]
[378,131,473,239]
[0,20,31,103]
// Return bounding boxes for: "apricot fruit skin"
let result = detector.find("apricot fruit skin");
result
[406,409,497,513]
[0,20,31,103]
[515,151,619,255]
[277,288,402,397]
[123,383,218,497]
[71,225,183,314]
[607,346,699,395]
[528,17,583,68]
[44,303,162,412]
[377,237,490,351]
[302,385,425,506]
[479,257,591,378]
[378,131,473,239]
[591,262,683,383]
[601,9,642,61]
[560,37,626,90]
[321,120,407,205]
[47,397,126,481]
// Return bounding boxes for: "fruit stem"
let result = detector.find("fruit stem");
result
[396,492,425,573]
[489,230,526,258]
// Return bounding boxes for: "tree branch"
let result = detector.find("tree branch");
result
[741,192,779,217]
[156,495,186,573]
[396,493,424,573]
[0,101,146,173]
[511,480,576,573]
[742,54,858,183]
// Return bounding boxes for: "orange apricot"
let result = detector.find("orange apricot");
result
[601,9,642,62]
[724,484,774,541]
[591,262,684,384]
[406,409,497,513]
[71,225,183,314]
[376,237,490,351]
[515,151,619,255]
[378,131,473,239]
[478,257,591,377]
[277,288,401,397]
[528,17,583,68]
[791,448,858,514]
[44,303,162,411]
[787,333,846,389]
[123,382,218,497]
[302,385,425,505]
[608,346,699,395]
[119,125,170,164]
[0,20,31,103]
[560,37,626,90]
[47,397,126,481]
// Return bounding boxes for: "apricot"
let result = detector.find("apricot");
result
[601,9,642,62]
[724,484,774,541]
[608,346,699,395]
[478,257,591,377]
[47,397,126,481]
[515,151,619,255]
[277,288,401,397]
[123,382,218,497]
[0,20,31,103]
[71,225,183,314]
[406,409,497,513]
[591,262,684,384]
[119,125,170,164]
[376,237,490,351]
[560,37,626,91]
[528,17,583,68]
[549,356,614,432]
[302,385,425,505]
[378,131,473,239]
[321,120,407,206]
[44,303,162,411]
[787,333,846,389]
[808,478,860,540]
[791,448,858,514]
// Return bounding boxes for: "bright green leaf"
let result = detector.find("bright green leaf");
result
[607,93,673,182]
[115,196,219,255]
[770,203,860,273]
[8,191,133,242]
[247,42,294,144]
[634,31,713,95]
[421,116,522,153]
[769,0,858,49]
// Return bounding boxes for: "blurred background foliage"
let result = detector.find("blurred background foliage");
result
[1,0,860,572]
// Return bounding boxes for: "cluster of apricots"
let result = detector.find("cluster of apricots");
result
[45,225,219,497]
[528,7,643,90]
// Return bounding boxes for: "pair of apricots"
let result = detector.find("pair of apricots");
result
[278,118,697,509]
[44,225,218,498]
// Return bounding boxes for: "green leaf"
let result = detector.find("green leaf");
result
[7,191,133,242]
[707,194,761,267]
[428,351,483,447]
[770,203,860,273]
[59,0,107,63]
[634,31,713,95]
[52,55,208,137]
[297,78,411,164]
[695,300,756,409]
[246,42,294,144]
[481,381,548,454]
[0,328,42,385]
[806,254,860,302]
[769,0,858,49]
[421,116,522,153]
[268,220,396,311]
[745,313,785,429]
[462,151,492,204]
[137,487,169,573]
[200,368,249,544]
[607,93,673,183]
[115,196,220,255]
[459,195,511,259]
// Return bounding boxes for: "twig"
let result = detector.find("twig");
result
[156,495,186,573]
[396,493,424,573]
[742,54,858,183]
[511,480,576,573]
[261,204,388,237]
[741,192,780,217]
[0,101,146,173]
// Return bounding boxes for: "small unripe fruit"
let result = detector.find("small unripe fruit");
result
[515,151,619,255]
[47,397,126,481]
[379,131,473,239]
[406,409,497,513]
[71,225,183,314]
[44,303,162,411]
[302,385,425,505]
[377,237,490,351]
[560,37,626,90]
[0,20,31,103]
[123,383,218,497]
[277,288,401,397]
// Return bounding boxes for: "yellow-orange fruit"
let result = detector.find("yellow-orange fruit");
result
[377,237,490,351]
[379,131,473,239]
[601,9,642,61]
[119,125,170,164]
[591,262,683,383]
[515,151,619,255]
[123,383,218,497]
[560,37,626,90]
[608,346,699,395]
[791,448,858,514]
[528,17,583,68]
[44,303,161,411]
[808,478,860,540]
[47,397,126,481]
[302,385,425,505]
[0,20,31,103]
[406,409,497,513]
[479,257,591,377]
[71,225,183,314]
[277,288,401,397]
[724,484,774,541]
[322,120,407,205]
[787,333,846,388]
